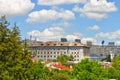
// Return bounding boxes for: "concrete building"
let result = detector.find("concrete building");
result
[87,41,120,61]
[28,39,89,63]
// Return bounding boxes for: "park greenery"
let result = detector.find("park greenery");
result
[0,16,120,80]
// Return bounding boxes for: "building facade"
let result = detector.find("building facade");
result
[87,41,120,61]
[29,40,89,63]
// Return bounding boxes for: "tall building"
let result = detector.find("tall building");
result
[28,39,90,63]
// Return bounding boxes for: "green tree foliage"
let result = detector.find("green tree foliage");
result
[49,69,70,80]
[108,67,120,79]
[53,54,73,65]
[108,56,120,79]
[72,59,108,80]
[0,16,33,79]
[112,56,120,70]
[30,60,52,80]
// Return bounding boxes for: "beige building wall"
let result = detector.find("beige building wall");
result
[29,41,90,63]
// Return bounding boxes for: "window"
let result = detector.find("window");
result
[74,52,76,54]
[38,52,39,54]
[44,52,46,54]
[74,44,77,46]
[72,52,73,54]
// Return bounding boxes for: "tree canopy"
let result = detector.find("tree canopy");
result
[108,55,120,79]
[72,59,108,80]
[53,54,74,65]
[0,16,33,79]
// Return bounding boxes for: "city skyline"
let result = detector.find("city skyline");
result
[1,0,120,45]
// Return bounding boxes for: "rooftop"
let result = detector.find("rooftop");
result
[28,40,88,47]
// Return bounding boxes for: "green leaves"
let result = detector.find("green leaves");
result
[108,56,120,79]
[53,54,74,66]
[0,16,33,80]
[72,59,108,80]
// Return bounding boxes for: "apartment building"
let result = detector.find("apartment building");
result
[28,39,90,63]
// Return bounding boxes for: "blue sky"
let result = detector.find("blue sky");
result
[1,0,120,45]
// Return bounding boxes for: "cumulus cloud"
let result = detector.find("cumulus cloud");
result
[66,32,82,41]
[96,30,120,39]
[73,0,117,19]
[27,27,64,41]
[27,27,83,41]
[88,25,100,31]
[0,0,35,17]
[81,37,99,45]
[26,9,75,23]
[38,0,89,6]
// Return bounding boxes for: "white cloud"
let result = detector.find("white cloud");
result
[0,0,35,17]
[27,27,64,41]
[81,37,99,45]
[28,26,103,45]
[73,0,117,19]
[27,27,83,41]
[26,9,75,23]
[88,25,100,31]
[38,0,89,6]
[96,30,120,39]
[116,41,120,45]
[66,32,82,41]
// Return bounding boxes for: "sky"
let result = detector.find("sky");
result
[0,0,120,45]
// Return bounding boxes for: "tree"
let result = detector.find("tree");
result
[108,67,120,79]
[112,56,120,70]
[72,59,108,80]
[30,60,50,80]
[53,54,73,65]
[49,69,70,80]
[108,56,120,79]
[0,16,33,79]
